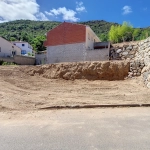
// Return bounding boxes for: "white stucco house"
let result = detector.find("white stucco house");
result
[0,37,21,57]
[43,22,110,64]
[12,41,33,56]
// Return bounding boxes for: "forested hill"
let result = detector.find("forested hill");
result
[0,20,117,42]
[0,20,150,52]
[0,20,60,42]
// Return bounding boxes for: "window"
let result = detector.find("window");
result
[22,44,25,46]
[12,51,16,56]
[21,50,26,55]
[0,47,1,52]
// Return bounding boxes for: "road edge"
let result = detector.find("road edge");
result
[40,104,150,110]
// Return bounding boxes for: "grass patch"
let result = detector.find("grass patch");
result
[0,60,16,65]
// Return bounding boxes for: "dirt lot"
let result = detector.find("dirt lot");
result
[0,65,150,112]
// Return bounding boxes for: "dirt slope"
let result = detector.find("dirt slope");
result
[22,61,130,80]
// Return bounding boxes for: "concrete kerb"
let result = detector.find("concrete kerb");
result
[39,104,150,110]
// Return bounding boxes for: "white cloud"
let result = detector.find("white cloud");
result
[36,12,49,21]
[122,5,132,15]
[76,1,86,12]
[0,0,48,23]
[45,7,79,22]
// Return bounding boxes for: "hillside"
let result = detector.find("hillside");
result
[0,20,116,42]
[0,20,60,41]
[0,20,150,51]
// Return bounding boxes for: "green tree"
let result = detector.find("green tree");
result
[132,29,140,41]
[109,25,120,43]
[99,33,108,41]
[31,35,46,52]
[140,30,150,40]
[28,52,32,56]
[118,22,133,42]
[10,37,16,41]
[109,21,133,43]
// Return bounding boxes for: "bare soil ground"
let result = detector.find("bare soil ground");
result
[0,65,150,112]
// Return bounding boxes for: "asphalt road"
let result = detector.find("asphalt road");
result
[1,108,150,150]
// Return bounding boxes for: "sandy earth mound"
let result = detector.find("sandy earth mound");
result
[22,61,130,80]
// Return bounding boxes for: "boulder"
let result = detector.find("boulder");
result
[144,58,150,66]
[126,46,132,50]
[133,45,138,49]
[116,49,122,53]
[137,73,141,76]
[129,50,136,55]
[143,72,150,82]
[147,75,150,82]
[144,39,148,43]
[147,82,150,88]
[122,51,128,56]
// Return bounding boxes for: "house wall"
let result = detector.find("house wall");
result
[35,53,47,65]
[0,37,21,57]
[14,55,35,65]
[44,22,86,47]
[0,55,35,65]
[86,48,109,61]
[86,26,101,50]
[44,22,107,64]
[47,43,86,64]
[47,43,109,64]
[13,42,32,55]
[0,57,14,63]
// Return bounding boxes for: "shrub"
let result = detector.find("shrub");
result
[0,61,16,65]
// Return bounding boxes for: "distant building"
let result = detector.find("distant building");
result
[43,22,110,64]
[0,37,21,57]
[12,41,33,56]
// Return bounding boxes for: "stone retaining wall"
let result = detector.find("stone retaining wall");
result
[110,43,138,61]
[110,38,150,88]
[135,38,150,88]
[128,60,145,77]
[110,42,144,78]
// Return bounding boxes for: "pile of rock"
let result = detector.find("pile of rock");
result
[128,60,145,77]
[110,43,138,60]
[110,43,144,78]
[111,39,150,88]
[142,64,150,88]
[135,38,150,66]
[134,37,150,88]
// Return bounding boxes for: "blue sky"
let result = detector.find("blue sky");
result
[0,0,150,27]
